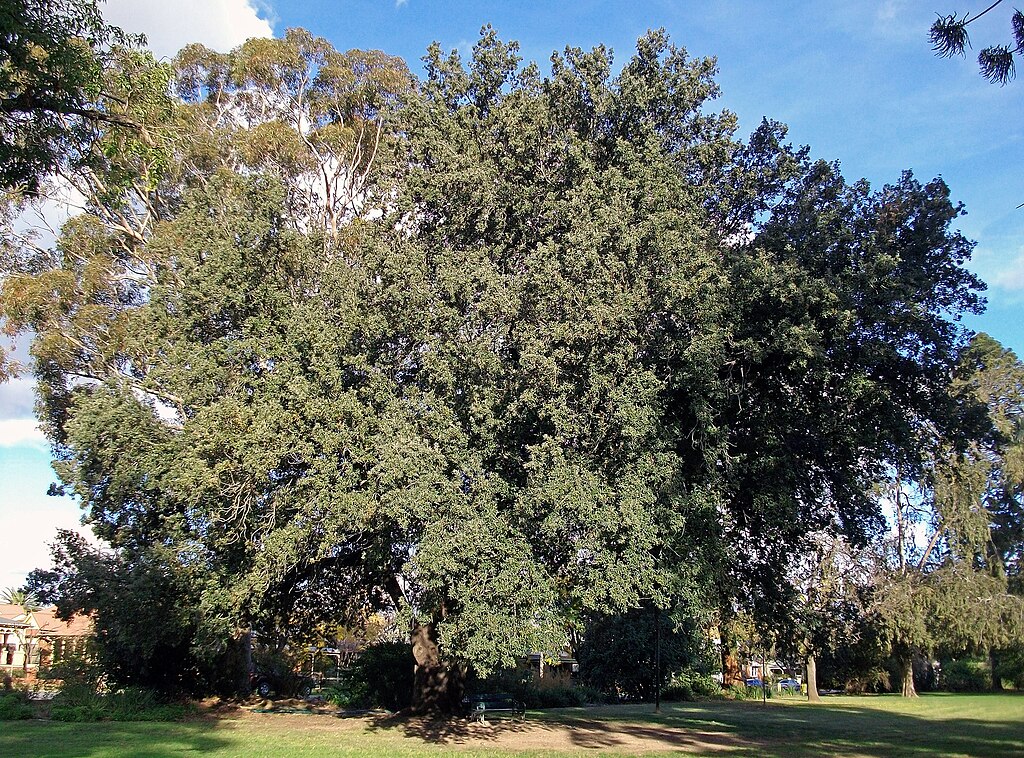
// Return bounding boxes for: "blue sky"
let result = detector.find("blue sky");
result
[1,0,1021,586]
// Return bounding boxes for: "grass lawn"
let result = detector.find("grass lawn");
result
[2,693,1022,757]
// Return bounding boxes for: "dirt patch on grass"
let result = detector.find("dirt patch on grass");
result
[204,703,746,753]
[375,713,744,753]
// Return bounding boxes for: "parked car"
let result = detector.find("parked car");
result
[250,667,315,698]
[744,677,763,688]
[777,678,801,692]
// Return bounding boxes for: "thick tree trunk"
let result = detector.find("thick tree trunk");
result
[410,620,465,715]
[806,653,820,702]
[899,656,918,698]
[989,648,1003,691]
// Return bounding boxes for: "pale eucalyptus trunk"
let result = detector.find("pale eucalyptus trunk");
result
[806,653,820,702]
[900,656,918,698]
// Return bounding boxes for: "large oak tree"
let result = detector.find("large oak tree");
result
[2,25,990,711]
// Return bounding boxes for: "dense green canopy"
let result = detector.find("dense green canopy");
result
[1,23,992,708]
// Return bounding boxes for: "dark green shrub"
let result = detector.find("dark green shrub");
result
[333,640,414,711]
[41,651,105,694]
[50,677,105,722]
[727,683,771,700]
[52,681,103,708]
[106,686,191,721]
[468,666,604,709]
[576,605,706,702]
[660,682,694,701]
[994,647,1024,689]
[0,692,34,720]
[51,703,107,722]
[663,669,720,701]
[49,686,192,722]
[941,658,989,692]
[571,684,609,705]
[534,684,586,708]
[107,686,159,715]
[322,679,369,709]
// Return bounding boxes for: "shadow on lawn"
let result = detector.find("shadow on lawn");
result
[547,716,748,752]
[365,710,535,744]
[0,720,229,758]
[364,709,749,752]
[365,697,1024,757]
[610,697,1024,757]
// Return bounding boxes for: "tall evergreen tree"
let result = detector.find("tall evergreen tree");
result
[1,27,991,711]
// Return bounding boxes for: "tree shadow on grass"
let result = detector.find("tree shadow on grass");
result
[364,709,749,752]
[365,710,540,744]
[540,715,748,752]
[608,698,1024,757]
[0,720,230,758]
[365,697,1024,756]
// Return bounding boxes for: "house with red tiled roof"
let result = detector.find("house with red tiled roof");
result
[0,604,93,682]
[1,610,31,670]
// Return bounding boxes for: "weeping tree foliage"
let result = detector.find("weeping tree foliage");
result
[869,333,1024,696]
[1,24,990,712]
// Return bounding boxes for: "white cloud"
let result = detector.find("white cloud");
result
[396,0,408,7]
[0,418,46,447]
[0,505,91,588]
[992,252,1024,291]
[0,374,36,422]
[103,0,275,59]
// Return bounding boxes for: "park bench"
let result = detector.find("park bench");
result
[462,692,526,723]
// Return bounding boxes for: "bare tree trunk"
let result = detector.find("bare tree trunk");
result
[410,620,465,715]
[900,656,918,698]
[806,653,820,702]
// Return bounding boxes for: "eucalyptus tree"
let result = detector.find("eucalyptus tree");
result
[172,29,411,245]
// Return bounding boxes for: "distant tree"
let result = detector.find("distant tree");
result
[930,2,1024,84]
[787,533,874,701]
[25,530,245,695]
[870,333,1024,696]
[959,334,1024,589]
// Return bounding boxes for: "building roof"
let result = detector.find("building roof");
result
[0,615,30,629]
[28,608,93,638]
[0,605,93,637]
[0,604,27,621]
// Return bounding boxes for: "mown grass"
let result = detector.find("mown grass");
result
[2,692,1021,757]
[538,693,1024,756]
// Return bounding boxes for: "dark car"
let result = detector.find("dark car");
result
[744,677,763,688]
[250,667,315,698]
[778,678,801,692]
